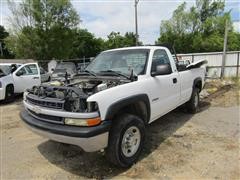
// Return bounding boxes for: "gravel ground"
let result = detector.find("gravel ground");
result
[0,83,239,179]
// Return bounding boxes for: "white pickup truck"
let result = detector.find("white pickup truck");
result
[0,63,41,101]
[20,46,206,167]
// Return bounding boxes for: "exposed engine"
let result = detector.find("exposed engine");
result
[26,77,129,113]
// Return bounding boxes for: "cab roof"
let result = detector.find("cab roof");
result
[0,63,22,66]
[103,46,168,53]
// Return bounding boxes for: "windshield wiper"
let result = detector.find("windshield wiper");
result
[81,70,97,77]
[100,70,130,79]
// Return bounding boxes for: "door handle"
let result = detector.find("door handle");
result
[173,78,177,84]
[33,77,39,79]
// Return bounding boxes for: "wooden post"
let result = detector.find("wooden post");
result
[83,56,85,68]
[237,52,239,77]
[221,19,229,79]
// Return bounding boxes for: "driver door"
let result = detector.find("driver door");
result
[13,63,41,93]
[148,49,181,122]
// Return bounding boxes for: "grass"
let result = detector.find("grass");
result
[230,77,240,87]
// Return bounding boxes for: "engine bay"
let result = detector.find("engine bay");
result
[26,77,130,113]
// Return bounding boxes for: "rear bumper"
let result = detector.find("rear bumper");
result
[20,110,111,152]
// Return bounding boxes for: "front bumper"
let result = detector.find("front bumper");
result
[20,110,111,152]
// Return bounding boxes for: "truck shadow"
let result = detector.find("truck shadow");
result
[37,101,210,179]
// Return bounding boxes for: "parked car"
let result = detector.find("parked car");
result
[20,46,206,167]
[0,63,40,101]
[51,62,77,81]
[40,67,51,83]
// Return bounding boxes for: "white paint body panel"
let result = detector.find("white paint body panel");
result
[12,63,41,93]
[87,46,205,123]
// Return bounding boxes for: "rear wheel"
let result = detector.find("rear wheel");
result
[186,88,199,113]
[5,85,14,102]
[106,114,145,167]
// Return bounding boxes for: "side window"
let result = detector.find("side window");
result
[151,50,171,72]
[16,67,27,76]
[25,64,38,75]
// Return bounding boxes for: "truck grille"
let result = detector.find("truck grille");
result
[27,109,64,123]
[26,95,64,109]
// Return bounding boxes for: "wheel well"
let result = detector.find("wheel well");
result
[6,84,14,91]
[112,101,149,124]
[195,81,202,91]
[193,77,202,92]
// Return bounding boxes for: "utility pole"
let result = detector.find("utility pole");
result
[221,18,229,79]
[134,0,139,46]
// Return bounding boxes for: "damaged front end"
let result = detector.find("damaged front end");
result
[25,77,130,113]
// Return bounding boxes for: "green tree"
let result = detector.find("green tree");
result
[0,25,14,58]
[105,32,140,49]
[6,0,80,60]
[70,29,105,58]
[156,0,240,53]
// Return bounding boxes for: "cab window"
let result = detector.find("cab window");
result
[151,49,172,73]
[17,67,27,76]
[16,64,38,76]
[25,64,38,75]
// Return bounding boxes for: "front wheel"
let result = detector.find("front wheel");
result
[106,114,145,167]
[5,85,14,102]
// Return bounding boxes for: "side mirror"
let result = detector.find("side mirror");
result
[151,64,172,77]
[16,70,24,76]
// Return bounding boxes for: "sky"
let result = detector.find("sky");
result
[0,0,239,44]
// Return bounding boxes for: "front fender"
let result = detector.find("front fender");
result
[87,80,150,120]
[104,94,150,120]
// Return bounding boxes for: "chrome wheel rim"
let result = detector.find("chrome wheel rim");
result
[121,126,141,157]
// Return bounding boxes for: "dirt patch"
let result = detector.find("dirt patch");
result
[1,121,21,130]
[210,86,239,107]
[201,79,240,107]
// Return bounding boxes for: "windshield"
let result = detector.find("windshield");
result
[0,65,11,76]
[86,49,149,76]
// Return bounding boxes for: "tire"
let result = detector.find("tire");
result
[186,88,199,113]
[47,76,51,82]
[5,85,14,102]
[106,114,145,168]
